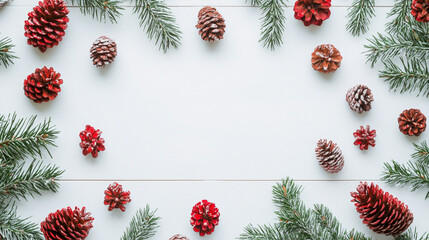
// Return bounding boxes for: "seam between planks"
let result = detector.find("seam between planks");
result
[57,179,383,182]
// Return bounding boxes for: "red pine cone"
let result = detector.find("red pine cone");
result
[190,200,220,236]
[315,139,344,173]
[24,66,63,103]
[353,125,376,150]
[24,0,69,52]
[40,207,94,240]
[104,182,131,212]
[411,0,429,22]
[294,0,332,26]
[169,234,190,240]
[398,109,427,136]
[351,182,413,236]
[79,125,105,158]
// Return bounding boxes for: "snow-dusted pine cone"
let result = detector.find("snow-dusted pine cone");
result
[315,139,344,173]
[169,234,190,240]
[411,0,429,22]
[191,200,220,236]
[294,0,332,26]
[104,182,131,212]
[398,108,427,136]
[311,44,342,73]
[24,66,63,103]
[353,125,376,150]
[90,36,117,68]
[79,125,105,158]
[196,6,226,42]
[0,0,9,7]
[346,84,374,113]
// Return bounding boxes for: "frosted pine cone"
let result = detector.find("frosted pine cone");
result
[311,44,342,73]
[196,6,226,42]
[411,0,429,22]
[351,182,413,236]
[315,139,344,173]
[24,0,69,52]
[346,84,374,113]
[104,182,131,212]
[169,234,190,240]
[90,36,117,68]
[79,125,105,158]
[398,109,427,136]
[353,125,376,150]
[40,207,94,240]
[294,0,332,26]
[0,0,9,7]
[191,200,220,236]
[24,66,63,103]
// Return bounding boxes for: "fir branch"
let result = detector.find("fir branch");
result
[397,228,429,240]
[258,0,287,50]
[238,224,293,240]
[0,114,58,164]
[132,0,182,52]
[0,36,18,68]
[246,0,262,6]
[386,0,414,34]
[346,0,375,36]
[412,141,429,165]
[68,0,124,23]
[121,205,160,240]
[0,202,43,240]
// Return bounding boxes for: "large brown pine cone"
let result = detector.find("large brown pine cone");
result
[24,66,63,103]
[315,139,344,173]
[311,44,342,73]
[24,0,69,52]
[398,109,427,136]
[90,36,117,68]
[170,234,190,240]
[411,0,429,22]
[196,6,226,42]
[346,84,374,113]
[351,182,413,236]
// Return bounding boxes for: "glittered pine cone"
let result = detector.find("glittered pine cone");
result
[196,6,226,42]
[169,234,190,240]
[0,0,9,7]
[24,66,63,103]
[315,139,344,173]
[40,207,94,240]
[411,0,429,22]
[90,36,117,68]
[24,0,69,52]
[353,125,376,150]
[294,0,332,26]
[190,199,220,236]
[311,44,342,73]
[104,182,131,212]
[79,125,105,158]
[346,84,374,113]
[398,108,427,136]
[351,182,413,236]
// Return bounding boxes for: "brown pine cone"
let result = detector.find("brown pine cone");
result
[346,84,374,113]
[398,109,426,136]
[411,0,429,22]
[169,234,190,240]
[315,139,344,173]
[311,44,342,73]
[24,66,63,103]
[90,36,117,68]
[196,6,226,42]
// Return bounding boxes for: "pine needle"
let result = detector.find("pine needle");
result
[258,0,287,50]
[68,0,124,23]
[121,205,160,240]
[0,36,18,68]
[346,0,375,36]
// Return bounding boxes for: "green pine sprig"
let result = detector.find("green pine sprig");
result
[396,228,429,240]
[346,0,375,36]
[257,0,287,50]
[0,36,18,68]
[68,0,124,23]
[386,0,413,34]
[121,205,160,240]
[246,0,262,7]
[0,201,43,240]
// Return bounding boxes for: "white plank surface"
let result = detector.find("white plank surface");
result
[1,1,428,239]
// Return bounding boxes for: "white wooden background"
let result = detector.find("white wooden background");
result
[1,0,429,239]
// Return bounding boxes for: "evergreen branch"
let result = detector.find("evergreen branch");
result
[68,0,124,23]
[0,36,18,68]
[246,0,262,6]
[0,114,58,164]
[396,228,429,240]
[0,201,43,240]
[132,0,182,52]
[412,141,429,165]
[120,205,160,240]
[258,0,287,50]
[238,224,293,240]
[386,0,414,34]
[346,0,375,36]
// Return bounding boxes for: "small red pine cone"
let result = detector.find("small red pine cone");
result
[411,0,429,22]
[79,125,105,158]
[170,234,190,240]
[104,182,131,212]
[311,44,342,73]
[398,108,427,136]
[351,182,413,236]
[40,206,94,240]
[294,0,332,26]
[24,66,63,103]
[353,125,376,150]
[24,0,69,52]
[190,200,220,236]
[315,139,344,173]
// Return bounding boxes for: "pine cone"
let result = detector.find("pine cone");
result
[353,125,376,150]
[24,0,69,52]
[311,44,342,73]
[411,0,429,22]
[315,139,344,173]
[294,0,332,26]
[104,182,131,212]
[398,108,427,136]
[24,66,63,103]
[351,182,413,236]
[169,234,190,240]
[40,207,94,240]
[190,199,220,236]
[0,0,9,7]
[196,6,226,42]
[346,84,374,113]
[79,125,105,158]
[90,36,117,68]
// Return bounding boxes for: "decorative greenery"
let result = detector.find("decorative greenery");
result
[0,201,42,240]
[346,0,376,36]
[69,0,124,23]
[121,205,160,240]
[382,141,429,200]
[0,35,18,68]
